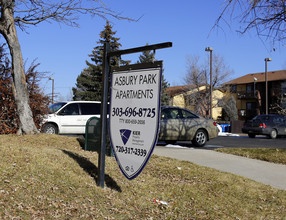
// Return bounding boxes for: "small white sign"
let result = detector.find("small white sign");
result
[109,67,162,180]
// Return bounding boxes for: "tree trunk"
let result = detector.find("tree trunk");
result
[0,2,39,135]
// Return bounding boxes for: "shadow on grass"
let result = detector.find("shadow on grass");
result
[77,137,85,150]
[62,150,121,192]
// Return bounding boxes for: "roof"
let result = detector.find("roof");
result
[166,85,201,97]
[166,84,224,97]
[224,70,286,85]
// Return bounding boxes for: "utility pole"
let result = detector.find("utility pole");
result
[49,77,54,104]
[205,47,213,119]
[264,58,272,114]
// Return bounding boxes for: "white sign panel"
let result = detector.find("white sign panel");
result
[109,67,162,180]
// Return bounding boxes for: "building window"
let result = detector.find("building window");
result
[247,102,256,109]
[246,84,254,94]
[280,82,286,109]
[231,85,237,93]
[281,81,286,95]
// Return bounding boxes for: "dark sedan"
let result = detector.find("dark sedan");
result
[242,114,286,139]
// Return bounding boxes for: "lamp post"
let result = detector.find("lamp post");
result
[49,77,54,104]
[254,77,257,97]
[264,58,272,114]
[205,47,213,119]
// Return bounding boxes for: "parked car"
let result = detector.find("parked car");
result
[242,114,286,139]
[42,101,102,134]
[158,106,219,147]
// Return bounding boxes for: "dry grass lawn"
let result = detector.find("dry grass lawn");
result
[215,148,286,165]
[0,134,285,219]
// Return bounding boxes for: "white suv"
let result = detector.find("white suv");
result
[42,101,102,134]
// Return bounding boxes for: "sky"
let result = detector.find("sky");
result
[15,0,286,101]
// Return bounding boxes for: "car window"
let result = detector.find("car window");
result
[48,102,66,113]
[59,103,79,115]
[255,116,270,121]
[79,103,101,115]
[273,116,284,124]
[161,108,181,119]
[181,109,197,119]
[170,109,181,119]
[161,109,169,119]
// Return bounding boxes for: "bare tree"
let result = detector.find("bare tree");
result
[214,0,286,44]
[270,101,286,115]
[184,56,208,116]
[0,0,131,135]
[184,54,232,118]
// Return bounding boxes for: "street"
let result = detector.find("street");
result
[208,135,286,149]
[158,135,286,149]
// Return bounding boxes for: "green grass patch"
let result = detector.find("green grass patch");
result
[215,148,286,165]
[0,134,285,219]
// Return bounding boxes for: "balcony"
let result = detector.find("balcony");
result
[237,91,256,99]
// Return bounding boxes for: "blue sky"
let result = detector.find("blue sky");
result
[16,0,286,101]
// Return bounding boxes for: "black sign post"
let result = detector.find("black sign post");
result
[97,43,110,188]
[98,42,172,188]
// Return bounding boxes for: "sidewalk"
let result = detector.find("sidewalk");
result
[153,146,286,190]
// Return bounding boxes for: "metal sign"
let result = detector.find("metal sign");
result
[109,64,162,180]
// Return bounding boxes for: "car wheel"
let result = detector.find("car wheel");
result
[248,134,256,138]
[192,129,207,147]
[269,129,277,139]
[43,123,58,134]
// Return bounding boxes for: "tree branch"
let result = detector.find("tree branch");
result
[213,0,286,45]
[13,0,135,28]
